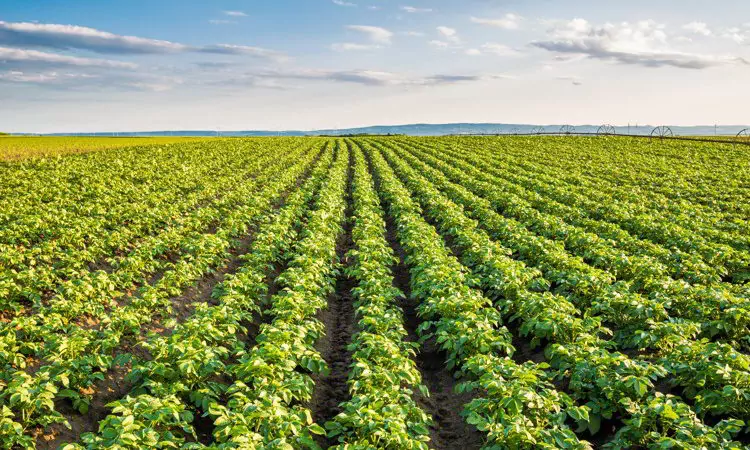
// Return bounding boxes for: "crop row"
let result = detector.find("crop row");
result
[324,143,432,448]
[2,135,747,449]
[1,140,323,447]
[481,136,750,221]
[434,137,750,283]
[207,140,349,448]
[66,141,337,449]
[393,138,750,345]
[381,138,750,423]
[361,139,591,448]
[365,138,746,448]
[0,140,318,316]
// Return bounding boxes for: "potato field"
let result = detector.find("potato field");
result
[1,136,750,449]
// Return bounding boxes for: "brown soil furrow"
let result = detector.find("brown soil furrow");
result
[311,147,356,447]
[33,363,132,450]
[383,212,484,450]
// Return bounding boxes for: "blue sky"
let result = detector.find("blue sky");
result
[1,0,749,132]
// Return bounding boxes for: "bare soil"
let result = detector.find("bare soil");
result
[311,150,356,447]
[384,214,484,450]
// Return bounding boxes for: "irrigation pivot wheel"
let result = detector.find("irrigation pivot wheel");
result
[597,124,616,136]
[733,129,749,148]
[560,125,576,135]
[531,126,545,135]
[509,127,521,135]
[650,126,674,140]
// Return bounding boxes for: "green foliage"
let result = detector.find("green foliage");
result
[0,136,207,160]
[2,135,749,448]
[326,143,432,449]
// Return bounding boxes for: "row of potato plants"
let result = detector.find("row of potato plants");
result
[439,137,750,284]
[480,136,750,243]
[465,135,750,224]
[3,141,314,446]
[486,136,750,227]
[64,142,336,449]
[206,140,349,448]
[360,140,592,449]
[0,139,282,316]
[397,138,750,346]
[438,138,749,287]
[405,137,718,286]
[382,138,750,423]
[0,141,321,448]
[0,139,280,248]
[459,137,750,275]
[324,143,432,448]
[1,141,296,331]
[508,139,750,252]
[370,139,746,448]
[1,140,311,375]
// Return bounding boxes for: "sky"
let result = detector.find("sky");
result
[1,0,749,132]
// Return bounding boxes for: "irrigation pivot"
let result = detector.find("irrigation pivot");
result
[559,125,576,135]
[597,124,616,136]
[650,126,674,140]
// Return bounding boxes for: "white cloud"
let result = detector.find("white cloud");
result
[0,21,287,61]
[0,70,94,84]
[682,21,712,36]
[401,6,432,13]
[0,69,180,92]
[532,19,748,69]
[436,26,460,44]
[0,46,138,69]
[429,40,450,48]
[471,14,523,30]
[251,68,509,87]
[458,43,521,57]
[0,21,187,54]
[437,26,457,38]
[556,75,583,86]
[481,43,521,56]
[223,11,247,17]
[198,44,289,61]
[331,42,381,51]
[0,60,184,92]
[347,25,393,44]
[721,27,748,44]
[124,81,178,92]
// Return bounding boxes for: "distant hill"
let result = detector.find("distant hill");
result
[17,123,750,137]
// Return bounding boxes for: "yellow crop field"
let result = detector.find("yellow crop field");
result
[0,136,210,161]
